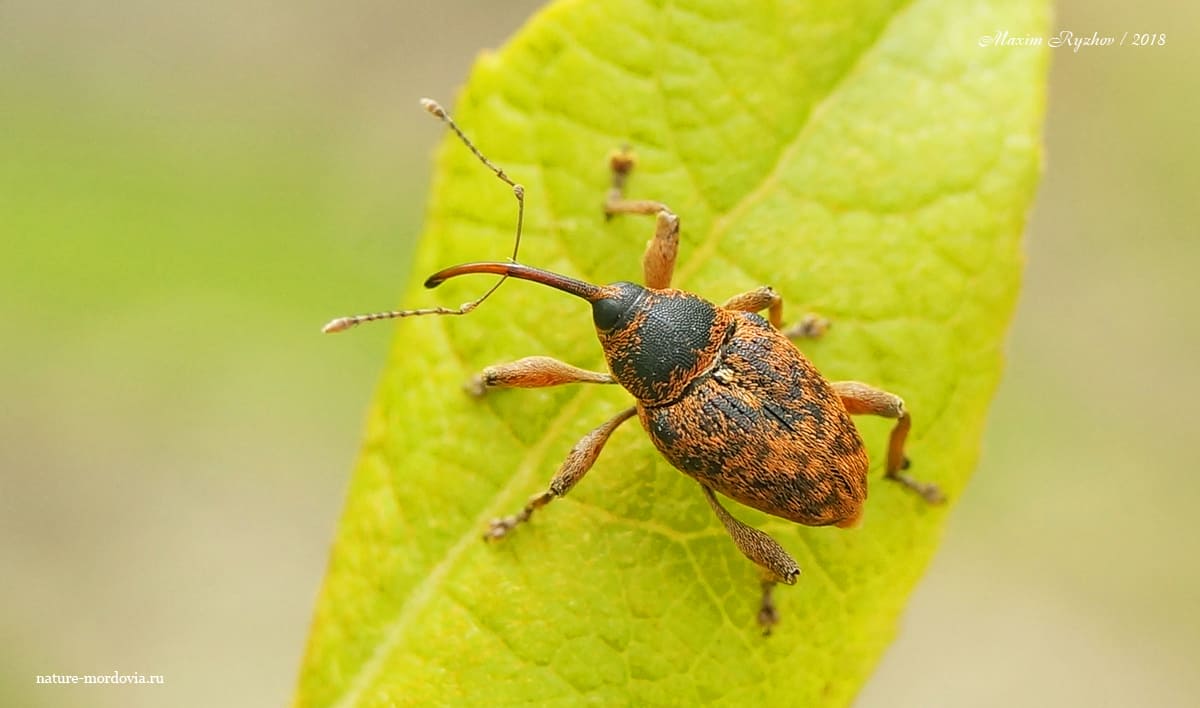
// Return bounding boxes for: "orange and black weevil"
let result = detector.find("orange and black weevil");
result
[324,99,945,633]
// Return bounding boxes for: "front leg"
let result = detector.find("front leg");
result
[604,148,680,289]
[466,355,615,397]
[722,286,829,340]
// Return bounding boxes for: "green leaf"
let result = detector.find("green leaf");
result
[296,0,1048,705]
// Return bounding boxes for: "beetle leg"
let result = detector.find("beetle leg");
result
[781,314,830,340]
[721,286,829,339]
[485,407,637,540]
[700,485,800,632]
[722,287,785,327]
[465,355,615,397]
[758,576,781,636]
[830,381,945,504]
[604,148,680,289]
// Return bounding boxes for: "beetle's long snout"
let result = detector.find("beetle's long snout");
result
[424,261,610,302]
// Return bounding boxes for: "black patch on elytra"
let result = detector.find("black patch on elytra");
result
[762,400,799,431]
[704,388,758,432]
[830,427,859,457]
[646,409,679,445]
[800,399,826,431]
[744,312,770,328]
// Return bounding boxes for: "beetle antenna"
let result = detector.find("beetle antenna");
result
[420,98,525,264]
[323,99,526,334]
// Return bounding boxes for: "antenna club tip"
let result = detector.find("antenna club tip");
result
[423,275,446,289]
[420,98,446,118]
[322,318,352,334]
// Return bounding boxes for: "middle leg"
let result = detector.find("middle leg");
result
[485,407,637,540]
[722,286,830,340]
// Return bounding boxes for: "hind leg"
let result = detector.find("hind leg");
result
[700,485,800,634]
[830,381,944,503]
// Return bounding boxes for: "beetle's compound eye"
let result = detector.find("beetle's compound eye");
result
[591,282,645,332]
[591,297,626,332]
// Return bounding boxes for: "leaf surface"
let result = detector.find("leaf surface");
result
[297,0,1048,704]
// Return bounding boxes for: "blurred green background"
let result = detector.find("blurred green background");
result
[2,1,1196,706]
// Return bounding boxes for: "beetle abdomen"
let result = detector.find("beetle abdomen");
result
[638,312,868,527]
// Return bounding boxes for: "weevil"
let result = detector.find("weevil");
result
[324,99,945,633]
